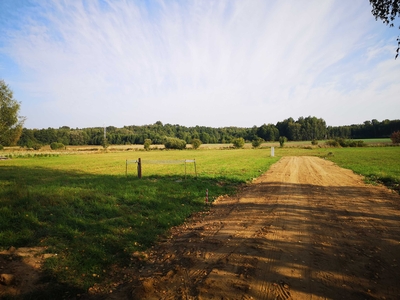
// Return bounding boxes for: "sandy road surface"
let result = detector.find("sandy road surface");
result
[114,156,400,300]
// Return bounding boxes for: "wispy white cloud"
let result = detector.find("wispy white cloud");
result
[1,0,399,128]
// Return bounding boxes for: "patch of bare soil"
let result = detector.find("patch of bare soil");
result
[2,157,400,300]
[0,247,53,297]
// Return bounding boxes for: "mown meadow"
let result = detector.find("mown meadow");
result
[324,146,400,191]
[0,148,279,297]
[0,143,399,298]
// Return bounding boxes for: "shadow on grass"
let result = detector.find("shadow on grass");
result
[0,165,244,299]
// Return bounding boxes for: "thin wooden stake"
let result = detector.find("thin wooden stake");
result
[137,158,142,178]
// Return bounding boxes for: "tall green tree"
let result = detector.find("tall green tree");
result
[257,124,279,141]
[0,80,25,146]
[17,128,38,147]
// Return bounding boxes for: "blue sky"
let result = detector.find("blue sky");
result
[0,0,399,129]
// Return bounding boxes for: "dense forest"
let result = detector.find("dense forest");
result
[16,117,400,148]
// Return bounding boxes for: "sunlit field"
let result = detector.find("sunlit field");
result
[0,143,399,297]
[0,148,278,295]
[323,146,400,190]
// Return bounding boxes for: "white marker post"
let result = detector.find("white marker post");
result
[271,147,275,157]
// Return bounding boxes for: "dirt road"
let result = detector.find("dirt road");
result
[118,156,400,300]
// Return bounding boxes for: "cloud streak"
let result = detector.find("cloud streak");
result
[1,0,399,128]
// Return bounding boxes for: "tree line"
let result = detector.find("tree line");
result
[15,117,400,148]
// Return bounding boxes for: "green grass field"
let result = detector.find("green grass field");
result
[0,144,399,298]
[273,145,400,190]
[322,147,400,190]
[0,148,279,296]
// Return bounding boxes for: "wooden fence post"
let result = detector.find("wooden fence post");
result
[137,158,142,178]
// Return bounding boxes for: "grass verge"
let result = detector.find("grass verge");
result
[322,147,400,193]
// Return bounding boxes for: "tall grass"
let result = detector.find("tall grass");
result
[0,148,278,296]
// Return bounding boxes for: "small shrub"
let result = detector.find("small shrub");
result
[347,141,356,147]
[337,138,348,147]
[143,139,152,151]
[391,130,400,144]
[348,140,365,147]
[50,142,65,150]
[32,143,42,150]
[191,138,202,150]
[0,144,3,150]
[232,137,245,149]
[164,137,186,150]
[311,139,318,145]
[357,141,365,147]
[279,136,287,147]
[251,137,264,148]
[325,140,340,147]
